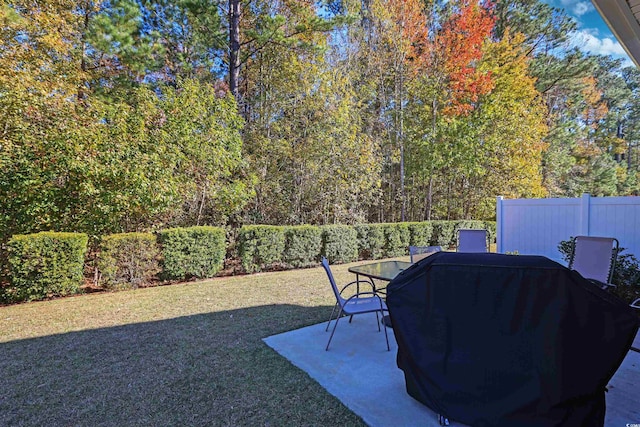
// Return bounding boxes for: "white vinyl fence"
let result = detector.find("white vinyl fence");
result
[496,194,640,263]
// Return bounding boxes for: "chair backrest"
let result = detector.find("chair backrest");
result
[410,245,443,263]
[457,229,488,253]
[568,236,619,284]
[321,257,345,306]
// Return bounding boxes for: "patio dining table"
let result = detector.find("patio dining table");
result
[348,260,412,327]
[348,260,412,290]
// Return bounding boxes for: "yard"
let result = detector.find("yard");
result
[2,254,638,426]
[0,262,370,426]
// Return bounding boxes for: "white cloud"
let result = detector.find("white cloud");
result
[570,29,628,57]
[559,0,595,17]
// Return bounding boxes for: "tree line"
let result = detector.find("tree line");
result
[1,0,639,243]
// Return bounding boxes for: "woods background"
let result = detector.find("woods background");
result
[1,0,639,243]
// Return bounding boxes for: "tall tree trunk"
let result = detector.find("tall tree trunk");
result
[228,0,241,102]
[400,143,405,221]
[619,120,632,170]
[196,185,206,226]
[399,71,406,222]
[78,6,90,104]
[426,176,433,220]
[425,96,438,221]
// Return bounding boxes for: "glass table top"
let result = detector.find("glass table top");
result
[348,260,412,281]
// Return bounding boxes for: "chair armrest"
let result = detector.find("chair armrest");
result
[339,279,376,295]
[344,291,378,299]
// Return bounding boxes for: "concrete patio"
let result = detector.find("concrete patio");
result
[264,312,640,426]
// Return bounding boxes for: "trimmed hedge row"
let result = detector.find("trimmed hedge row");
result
[99,227,227,289]
[1,226,226,303]
[237,220,496,272]
[238,225,286,273]
[354,224,385,260]
[238,224,357,272]
[1,221,496,302]
[4,232,88,302]
[157,226,226,281]
[285,226,323,268]
[322,225,358,264]
[98,232,161,289]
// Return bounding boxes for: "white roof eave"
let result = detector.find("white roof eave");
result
[591,0,640,67]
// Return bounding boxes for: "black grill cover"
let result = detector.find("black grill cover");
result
[386,252,638,427]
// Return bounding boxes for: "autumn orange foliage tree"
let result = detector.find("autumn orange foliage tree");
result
[10,0,636,236]
[433,0,496,116]
[402,0,497,219]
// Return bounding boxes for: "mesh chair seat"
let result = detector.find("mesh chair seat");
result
[343,295,389,312]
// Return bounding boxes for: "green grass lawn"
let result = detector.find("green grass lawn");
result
[0,261,383,426]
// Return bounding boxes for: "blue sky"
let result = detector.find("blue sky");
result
[541,0,633,66]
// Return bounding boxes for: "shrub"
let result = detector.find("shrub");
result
[321,225,358,264]
[0,243,9,290]
[238,225,286,273]
[4,232,88,302]
[354,224,385,260]
[612,252,640,288]
[429,220,495,248]
[98,233,160,290]
[283,225,322,268]
[557,239,573,264]
[157,226,226,280]
[407,222,433,247]
[453,220,486,234]
[382,223,410,257]
[484,221,497,244]
[430,221,457,247]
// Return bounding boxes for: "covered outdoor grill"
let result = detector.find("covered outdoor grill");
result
[386,252,639,426]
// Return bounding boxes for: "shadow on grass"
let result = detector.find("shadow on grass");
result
[0,304,366,427]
